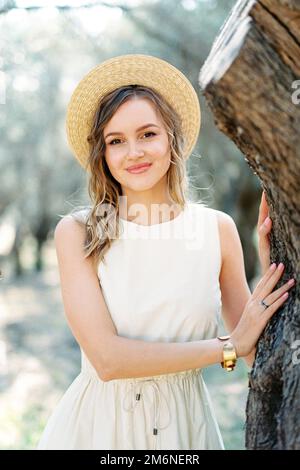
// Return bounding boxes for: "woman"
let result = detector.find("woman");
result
[36,54,295,450]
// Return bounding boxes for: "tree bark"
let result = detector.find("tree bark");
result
[199,0,300,449]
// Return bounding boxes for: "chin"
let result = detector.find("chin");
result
[125,178,158,191]
[130,182,156,192]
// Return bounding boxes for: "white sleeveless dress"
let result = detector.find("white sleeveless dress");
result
[36,202,225,450]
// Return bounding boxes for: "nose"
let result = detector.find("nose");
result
[127,140,145,158]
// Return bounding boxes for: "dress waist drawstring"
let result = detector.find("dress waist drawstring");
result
[122,378,172,450]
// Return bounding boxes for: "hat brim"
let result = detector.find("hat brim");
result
[65,54,201,170]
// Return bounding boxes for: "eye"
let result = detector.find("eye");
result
[108,132,156,146]
[143,131,156,138]
[108,138,121,146]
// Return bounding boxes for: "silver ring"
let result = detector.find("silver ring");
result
[260,299,269,309]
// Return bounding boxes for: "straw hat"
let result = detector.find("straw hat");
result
[65,54,201,170]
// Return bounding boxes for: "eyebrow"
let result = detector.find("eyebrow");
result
[104,123,160,139]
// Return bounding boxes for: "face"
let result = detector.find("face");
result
[103,97,171,194]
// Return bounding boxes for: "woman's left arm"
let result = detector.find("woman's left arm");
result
[216,210,256,368]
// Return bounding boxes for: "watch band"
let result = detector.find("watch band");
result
[221,342,237,371]
[217,335,237,371]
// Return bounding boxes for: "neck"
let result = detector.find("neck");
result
[119,179,182,225]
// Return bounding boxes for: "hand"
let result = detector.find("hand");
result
[230,263,295,357]
[257,190,272,276]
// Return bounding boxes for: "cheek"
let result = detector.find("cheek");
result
[105,150,123,173]
[150,138,171,162]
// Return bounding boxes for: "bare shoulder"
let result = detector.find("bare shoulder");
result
[210,209,238,268]
[212,208,235,228]
[54,214,86,245]
[54,214,100,278]
[54,215,86,262]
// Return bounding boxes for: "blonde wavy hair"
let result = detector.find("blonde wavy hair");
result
[68,84,201,270]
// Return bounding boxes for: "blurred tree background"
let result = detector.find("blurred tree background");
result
[0,0,263,450]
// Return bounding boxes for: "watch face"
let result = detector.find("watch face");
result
[217,335,230,341]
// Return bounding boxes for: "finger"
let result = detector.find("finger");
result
[260,263,286,300]
[258,221,272,238]
[258,240,271,266]
[262,190,269,211]
[261,290,290,321]
[264,278,295,306]
[252,263,277,297]
[258,191,269,227]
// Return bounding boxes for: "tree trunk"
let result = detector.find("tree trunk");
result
[199,0,300,449]
[33,214,52,272]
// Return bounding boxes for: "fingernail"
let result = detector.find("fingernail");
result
[264,217,271,225]
[288,279,295,285]
[278,263,284,269]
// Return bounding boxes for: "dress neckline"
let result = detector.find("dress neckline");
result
[119,203,188,229]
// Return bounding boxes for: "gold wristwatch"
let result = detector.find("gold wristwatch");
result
[217,335,237,372]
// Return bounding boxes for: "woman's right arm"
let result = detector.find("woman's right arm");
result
[54,216,226,381]
[54,216,294,381]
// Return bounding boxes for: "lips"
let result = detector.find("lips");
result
[126,163,152,174]
[126,163,152,171]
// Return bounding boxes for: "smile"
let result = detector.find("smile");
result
[126,163,152,174]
